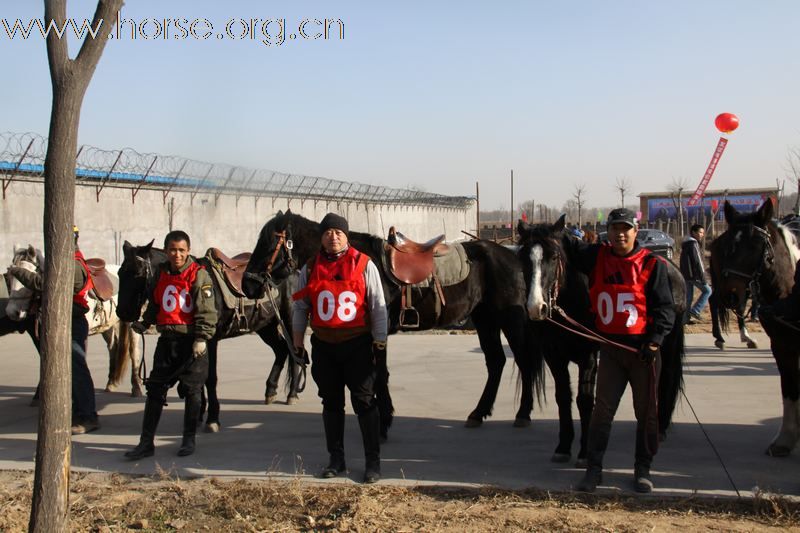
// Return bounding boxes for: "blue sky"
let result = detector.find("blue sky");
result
[2,1,799,209]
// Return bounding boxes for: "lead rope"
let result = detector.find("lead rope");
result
[264,277,307,393]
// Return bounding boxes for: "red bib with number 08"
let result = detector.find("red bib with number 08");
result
[589,245,655,335]
[293,247,370,328]
[154,262,201,326]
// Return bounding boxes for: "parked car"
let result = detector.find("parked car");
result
[597,229,675,259]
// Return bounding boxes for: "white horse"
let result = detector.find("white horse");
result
[5,244,143,396]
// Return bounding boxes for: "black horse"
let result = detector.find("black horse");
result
[517,216,687,461]
[115,240,302,432]
[242,210,545,428]
[710,200,800,456]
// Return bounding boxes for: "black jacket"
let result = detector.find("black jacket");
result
[564,238,676,348]
[680,237,705,283]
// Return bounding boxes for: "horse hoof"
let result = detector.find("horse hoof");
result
[131,387,144,398]
[574,458,588,469]
[264,394,277,405]
[714,340,726,350]
[747,341,759,349]
[550,453,570,463]
[513,418,531,428]
[464,418,483,428]
[205,422,220,433]
[766,444,791,457]
[104,382,118,393]
[286,396,299,405]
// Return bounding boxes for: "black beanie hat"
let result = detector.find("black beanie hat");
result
[320,212,349,236]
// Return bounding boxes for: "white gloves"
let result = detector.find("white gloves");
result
[192,340,207,358]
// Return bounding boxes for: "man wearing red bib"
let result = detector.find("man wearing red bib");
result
[125,230,217,460]
[7,225,99,434]
[292,213,388,484]
[568,209,675,493]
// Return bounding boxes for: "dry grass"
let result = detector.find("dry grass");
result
[1,471,798,532]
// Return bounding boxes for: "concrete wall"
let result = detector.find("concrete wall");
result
[0,181,477,267]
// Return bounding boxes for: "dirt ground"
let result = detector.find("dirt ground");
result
[1,470,799,532]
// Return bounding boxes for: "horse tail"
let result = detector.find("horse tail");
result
[658,313,685,434]
[110,320,132,386]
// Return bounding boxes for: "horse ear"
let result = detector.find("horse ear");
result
[755,199,774,227]
[143,239,154,252]
[723,201,737,225]
[27,244,36,257]
[286,208,293,215]
[516,219,528,235]
[553,214,567,233]
[123,240,133,254]
[276,210,284,217]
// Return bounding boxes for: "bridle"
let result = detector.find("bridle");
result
[264,228,295,278]
[719,224,774,305]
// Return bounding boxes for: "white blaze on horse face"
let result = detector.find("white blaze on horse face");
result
[527,245,547,321]
[5,259,36,321]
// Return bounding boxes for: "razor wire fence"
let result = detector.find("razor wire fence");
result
[0,131,474,208]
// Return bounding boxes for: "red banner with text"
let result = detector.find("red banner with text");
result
[687,137,728,206]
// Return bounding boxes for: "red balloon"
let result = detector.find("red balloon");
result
[715,113,739,134]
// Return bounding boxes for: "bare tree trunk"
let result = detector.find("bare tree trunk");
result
[30,2,121,531]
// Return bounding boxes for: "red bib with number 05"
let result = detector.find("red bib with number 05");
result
[293,247,370,328]
[588,244,655,335]
[154,261,202,326]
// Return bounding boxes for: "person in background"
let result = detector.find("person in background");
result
[681,224,711,324]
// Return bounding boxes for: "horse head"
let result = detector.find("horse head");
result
[243,209,306,299]
[6,244,43,321]
[710,200,796,315]
[116,239,156,322]
[516,214,567,321]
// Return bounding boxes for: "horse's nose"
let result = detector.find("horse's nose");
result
[528,302,548,321]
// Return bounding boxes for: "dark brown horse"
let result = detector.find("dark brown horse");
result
[710,200,800,456]
[243,210,546,429]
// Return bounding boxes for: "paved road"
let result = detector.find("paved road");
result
[0,329,796,497]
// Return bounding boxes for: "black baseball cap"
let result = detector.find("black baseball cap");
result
[607,208,637,228]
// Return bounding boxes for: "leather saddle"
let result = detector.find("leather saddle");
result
[207,248,252,297]
[386,227,449,284]
[385,227,449,328]
[85,258,115,301]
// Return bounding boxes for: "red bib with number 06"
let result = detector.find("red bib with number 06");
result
[154,261,202,326]
[293,247,370,328]
[589,245,655,335]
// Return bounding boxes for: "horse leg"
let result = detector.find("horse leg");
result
[204,340,221,433]
[102,327,120,392]
[710,293,726,350]
[738,315,758,349]
[548,355,575,463]
[500,308,533,427]
[129,329,144,397]
[465,308,505,427]
[258,324,287,404]
[766,339,800,457]
[575,350,598,468]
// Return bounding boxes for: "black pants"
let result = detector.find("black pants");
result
[310,334,376,414]
[146,336,208,402]
[72,307,96,421]
[586,345,661,471]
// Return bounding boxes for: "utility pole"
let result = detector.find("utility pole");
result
[510,169,514,233]
[475,181,480,238]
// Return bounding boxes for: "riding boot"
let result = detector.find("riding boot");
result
[320,409,346,478]
[264,363,283,404]
[178,393,201,457]
[124,395,163,460]
[287,359,302,405]
[358,406,381,484]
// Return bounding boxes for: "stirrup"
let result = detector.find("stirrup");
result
[399,307,420,328]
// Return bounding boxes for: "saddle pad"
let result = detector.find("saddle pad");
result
[414,242,470,288]
[208,262,277,310]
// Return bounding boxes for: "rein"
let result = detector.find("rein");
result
[263,276,308,393]
[265,230,295,276]
[721,224,774,305]
[545,306,638,354]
